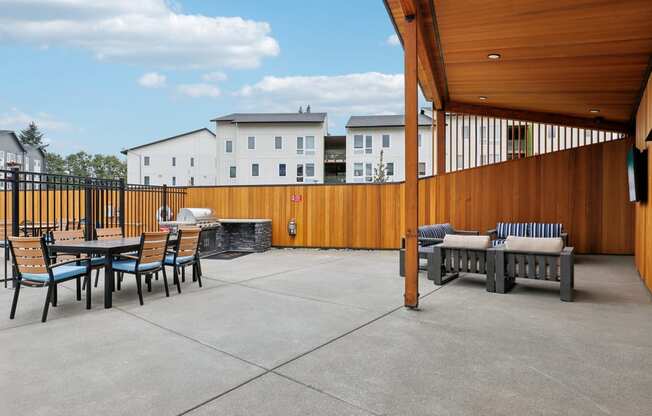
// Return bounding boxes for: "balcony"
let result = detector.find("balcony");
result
[324,150,346,163]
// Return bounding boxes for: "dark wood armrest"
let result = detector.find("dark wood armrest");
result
[487,229,497,238]
[561,246,574,256]
[117,254,139,261]
[561,232,569,246]
[49,258,91,268]
[418,237,443,246]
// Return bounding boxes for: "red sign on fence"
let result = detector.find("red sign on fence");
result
[291,194,303,203]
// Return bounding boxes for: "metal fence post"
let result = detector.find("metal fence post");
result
[10,167,20,288]
[162,184,168,222]
[119,179,126,236]
[84,178,93,240]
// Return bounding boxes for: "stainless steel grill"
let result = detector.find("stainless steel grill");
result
[160,208,220,231]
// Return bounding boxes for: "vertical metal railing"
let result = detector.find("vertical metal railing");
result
[444,113,626,173]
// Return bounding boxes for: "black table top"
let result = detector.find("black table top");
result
[49,236,176,254]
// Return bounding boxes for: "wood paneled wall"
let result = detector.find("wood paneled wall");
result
[634,71,652,292]
[187,138,633,254]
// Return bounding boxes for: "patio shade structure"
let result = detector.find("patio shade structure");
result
[386,0,652,306]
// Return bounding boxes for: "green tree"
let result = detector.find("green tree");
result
[18,122,44,146]
[45,152,67,175]
[65,151,93,177]
[91,154,126,180]
[373,150,388,183]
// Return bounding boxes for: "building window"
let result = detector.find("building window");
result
[229,166,236,178]
[297,137,304,154]
[382,134,390,148]
[144,156,150,166]
[172,177,176,186]
[354,135,363,152]
[225,140,233,153]
[305,163,315,177]
[386,162,394,176]
[190,157,195,167]
[252,163,259,177]
[248,136,256,150]
[144,176,150,185]
[365,135,372,154]
[365,163,372,182]
[418,162,426,176]
[190,177,195,186]
[296,164,304,182]
[305,136,315,155]
[34,159,41,173]
[354,162,363,177]
[172,157,176,166]
[275,136,283,150]
[279,163,287,177]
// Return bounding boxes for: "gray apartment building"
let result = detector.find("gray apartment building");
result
[0,130,46,173]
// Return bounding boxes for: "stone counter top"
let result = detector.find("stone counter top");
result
[218,219,272,224]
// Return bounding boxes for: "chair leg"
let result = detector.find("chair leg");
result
[117,272,122,291]
[181,267,185,283]
[52,284,58,307]
[10,280,21,319]
[94,268,100,288]
[155,272,159,281]
[135,273,144,306]
[173,267,181,294]
[146,274,152,292]
[86,272,92,310]
[76,276,82,301]
[195,263,202,288]
[161,268,170,297]
[42,284,53,322]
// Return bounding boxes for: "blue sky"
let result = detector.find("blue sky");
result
[0,0,412,156]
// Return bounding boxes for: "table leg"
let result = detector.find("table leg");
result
[104,255,113,309]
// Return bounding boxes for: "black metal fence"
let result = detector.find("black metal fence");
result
[1,168,186,287]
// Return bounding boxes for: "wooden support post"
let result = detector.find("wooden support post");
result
[404,7,419,309]
[436,110,446,175]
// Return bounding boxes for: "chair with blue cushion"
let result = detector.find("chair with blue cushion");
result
[96,227,125,289]
[9,236,92,322]
[112,231,169,305]
[51,229,105,291]
[165,228,202,293]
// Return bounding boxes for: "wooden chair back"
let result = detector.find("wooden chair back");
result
[8,236,47,275]
[96,227,123,240]
[138,232,168,265]
[176,228,201,259]
[0,222,12,241]
[51,229,85,262]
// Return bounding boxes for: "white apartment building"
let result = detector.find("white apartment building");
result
[212,112,328,185]
[345,114,434,183]
[123,128,217,186]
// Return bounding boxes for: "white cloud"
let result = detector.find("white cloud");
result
[202,71,228,82]
[386,34,400,46]
[138,72,166,88]
[236,72,405,115]
[0,0,280,69]
[0,107,72,132]
[177,83,221,98]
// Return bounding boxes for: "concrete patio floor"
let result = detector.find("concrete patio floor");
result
[1,250,651,415]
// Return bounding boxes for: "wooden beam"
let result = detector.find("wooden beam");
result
[445,101,631,134]
[399,0,416,17]
[436,110,446,175]
[404,9,419,309]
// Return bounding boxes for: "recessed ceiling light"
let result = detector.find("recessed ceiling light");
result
[589,109,600,113]
[479,96,488,101]
[487,53,501,60]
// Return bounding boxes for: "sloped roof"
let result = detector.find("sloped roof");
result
[212,113,327,124]
[346,114,433,128]
[121,128,215,154]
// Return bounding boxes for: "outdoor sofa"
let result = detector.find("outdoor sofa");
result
[399,223,479,281]
[431,234,495,290]
[488,222,568,247]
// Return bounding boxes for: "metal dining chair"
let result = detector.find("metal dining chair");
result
[9,236,92,322]
[111,232,169,305]
[165,228,202,293]
[51,229,106,291]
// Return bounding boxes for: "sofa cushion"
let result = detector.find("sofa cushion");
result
[504,236,563,254]
[529,223,563,238]
[22,265,87,282]
[496,222,529,239]
[419,224,445,240]
[491,239,506,247]
[441,234,490,250]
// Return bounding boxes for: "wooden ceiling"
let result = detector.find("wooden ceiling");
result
[386,0,652,130]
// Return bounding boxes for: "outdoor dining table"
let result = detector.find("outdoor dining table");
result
[48,236,176,309]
